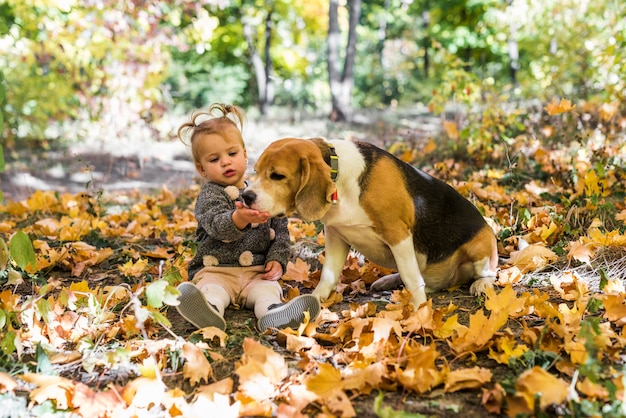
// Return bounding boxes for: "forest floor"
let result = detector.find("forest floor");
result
[3,104,625,417]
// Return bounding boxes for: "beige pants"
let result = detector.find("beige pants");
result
[192,265,282,319]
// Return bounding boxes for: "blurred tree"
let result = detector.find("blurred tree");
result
[0,0,213,146]
[328,0,361,121]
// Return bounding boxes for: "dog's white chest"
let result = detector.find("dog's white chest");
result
[323,205,396,268]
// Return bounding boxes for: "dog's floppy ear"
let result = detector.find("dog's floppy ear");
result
[295,154,334,221]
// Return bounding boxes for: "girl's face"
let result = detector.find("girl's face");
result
[194,126,248,188]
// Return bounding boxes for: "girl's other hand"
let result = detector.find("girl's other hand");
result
[262,260,283,281]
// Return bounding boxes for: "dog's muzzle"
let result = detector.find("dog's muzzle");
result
[242,190,256,207]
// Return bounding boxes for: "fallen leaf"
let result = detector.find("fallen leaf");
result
[306,362,342,397]
[235,338,288,400]
[182,342,213,386]
[73,382,124,417]
[0,372,17,393]
[20,373,75,410]
[283,258,311,283]
[444,367,492,392]
[514,366,569,410]
[508,244,558,273]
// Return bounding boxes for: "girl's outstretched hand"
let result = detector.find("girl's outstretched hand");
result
[232,201,271,229]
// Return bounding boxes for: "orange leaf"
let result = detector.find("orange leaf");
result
[444,366,492,392]
[119,258,149,278]
[236,338,288,401]
[0,372,17,393]
[601,294,626,326]
[514,366,569,410]
[306,362,342,396]
[182,342,213,386]
[282,258,311,283]
[565,240,595,264]
[544,98,576,115]
[20,373,75,410]
[73,382,124,417]
[443,120,459,139]
[371,317,402,343]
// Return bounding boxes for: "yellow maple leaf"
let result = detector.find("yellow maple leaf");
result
[119,258,149,278]
[282,258,311,283]
[488,335,529,364]
[565,240,595,264]
[615,209,626,223]
[236,338,288,401]
[122,377,166,408]
[484,285,528,318]
[306,362,342,397]
[394,343,444,394]
[496,266,523,286]
[601,294,626,326]
[544,98,576,115]
[182,342,213,386]
[444,367,492,392]
[20,373,75,410]
[515,367,569,410]
[449,308,508,355]
[576,377,610,400]
[371,317,403,343]
[140,247,173,259]
[507,244,558,273]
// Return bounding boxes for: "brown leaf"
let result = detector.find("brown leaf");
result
[481,383,505,414]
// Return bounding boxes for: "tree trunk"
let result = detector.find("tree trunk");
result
[243,7,274,116]
[262,8,274,114]
[422,6,430,78]
[327,0,361,122]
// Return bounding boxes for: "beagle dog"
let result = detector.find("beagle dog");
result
[242,137,498,309]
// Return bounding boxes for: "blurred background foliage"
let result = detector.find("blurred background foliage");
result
[0,0,624,148]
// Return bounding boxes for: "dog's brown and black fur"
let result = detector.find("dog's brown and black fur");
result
[243,137,498,309]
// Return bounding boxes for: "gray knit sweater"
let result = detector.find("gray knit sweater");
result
[187,181,290,280]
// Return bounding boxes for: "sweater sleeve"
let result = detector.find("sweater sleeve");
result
[195,183,246,243]
[265,217,291,273]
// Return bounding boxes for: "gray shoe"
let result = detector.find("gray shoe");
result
[176,282,226,330]
[258,294,320,332]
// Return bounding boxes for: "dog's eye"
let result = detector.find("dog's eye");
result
[270,173,286,181]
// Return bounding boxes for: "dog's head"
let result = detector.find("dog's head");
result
[243,138,335,221]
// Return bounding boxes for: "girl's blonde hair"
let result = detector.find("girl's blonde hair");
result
[177,103,246,164]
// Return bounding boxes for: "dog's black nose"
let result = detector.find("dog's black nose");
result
[242,190,256,207]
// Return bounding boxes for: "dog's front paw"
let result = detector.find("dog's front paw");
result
[411,288,428,308]
[469,277,496,296]
[311,283,335,302]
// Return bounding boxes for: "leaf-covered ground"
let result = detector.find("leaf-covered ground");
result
[1,101,626,417]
